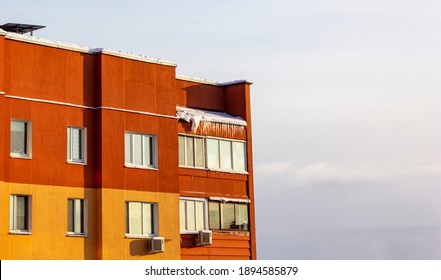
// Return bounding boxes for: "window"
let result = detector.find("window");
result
[10,120,31,158]
[206,138,246,172]
[179,135,205,168]
[126,201,156,236]
[209,202,249,231]
[125,132,156,168]
[67,198,86,235]
[67,127,86,164]
[10,195,31,233]
[180,198,208,233]
[178,134,247,173]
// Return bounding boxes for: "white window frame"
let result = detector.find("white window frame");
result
[178,134,206,169]
[208,201,249,231]
[10,119,32,159]
[206,136,247,173]
[124,132,157,169]
[125,201,158,238]
[67,126,87,164]
[180,197,209,234]
[67,198,88,237]
[9,194,32,234]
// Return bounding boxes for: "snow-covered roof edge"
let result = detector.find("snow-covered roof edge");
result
[176,106,247,131]
[176,74,252,87]
[2,29,92,53]
[209,197,251,204]
[91,48,176,67]
[1,29,251,83]
[0,29,176,66]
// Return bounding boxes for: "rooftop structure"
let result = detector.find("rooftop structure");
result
[0,22,45,35]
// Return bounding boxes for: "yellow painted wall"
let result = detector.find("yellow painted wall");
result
[98,188,181,260]
[1,182,97,259]
[0,183,180,260]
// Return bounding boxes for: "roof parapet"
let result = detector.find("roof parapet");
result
[91,48,176,67]
[176,74,252,87]
[1,28,249,83]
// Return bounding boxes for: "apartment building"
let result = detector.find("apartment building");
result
[0,25,255,260]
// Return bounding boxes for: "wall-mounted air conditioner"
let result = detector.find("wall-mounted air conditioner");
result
[148,237,164,253]
[196,230,212,246]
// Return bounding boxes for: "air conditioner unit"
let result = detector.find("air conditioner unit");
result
[196,230,212,246]
[148,237,164,253]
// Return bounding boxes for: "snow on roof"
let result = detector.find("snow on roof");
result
[176,74,252,87]
[0,29,248,83]
[0,29,175,66]
[2,29,91,53]
[209,197,251,203]
[176,106,247,131]
[91,48,176,66]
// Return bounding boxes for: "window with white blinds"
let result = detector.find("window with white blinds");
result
[67,126,86,164]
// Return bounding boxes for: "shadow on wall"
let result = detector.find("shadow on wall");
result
[82,53,99,259]
[181,85,225,112]
[129,239,150,256]
[180,234,197,248]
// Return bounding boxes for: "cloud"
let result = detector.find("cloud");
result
[254,159,441,259]
[255,160,441,187]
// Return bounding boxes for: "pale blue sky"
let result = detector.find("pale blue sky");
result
[2,0,441,259]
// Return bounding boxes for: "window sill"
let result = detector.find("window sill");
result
[67,233,88,238]
[180,231,207,235]
[208,168,249,175]
[211,230,250,236]
[179,166,248,175]
[9,231,32,235]
[125,234,155,239]
[124,165,158,171]
[67,161,87,166]
[179,165,206,170]
[10,154,32,160]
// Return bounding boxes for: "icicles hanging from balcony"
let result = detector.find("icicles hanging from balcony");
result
[176,106,247,135]
[198,122,246,138]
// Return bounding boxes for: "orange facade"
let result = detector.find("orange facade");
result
[0,29,255,259]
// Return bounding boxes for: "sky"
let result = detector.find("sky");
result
[2,0,440,259]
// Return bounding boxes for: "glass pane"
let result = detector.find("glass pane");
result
[10,196,14,230]
[128,202,142,235]
[209,202,220,229]
[67,128,71,160]
[207,139,219,169]
[186,137,194,167]
[196,201,205,231]
[187,201,196,232]
[124,133,131,164]
[71,128,82,160]
[16,196,27,230]
[142,203,153,235]
[221,204,235,230]
[220,140,232,169]
[133,134,143,166]
[195,138,205,168]
[232,142,246,171]
[178,136,185,166]
[144,136,153,166]
[235,204,249,230]
[180,200,186,231]
[10,121,26,154]
[74,199,83,233]
[67,199,74,232]
[11,121,25,132]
